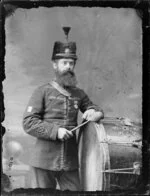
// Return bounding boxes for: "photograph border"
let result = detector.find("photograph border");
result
[1,0,150,195]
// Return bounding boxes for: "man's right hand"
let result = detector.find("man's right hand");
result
[57,128,73,141]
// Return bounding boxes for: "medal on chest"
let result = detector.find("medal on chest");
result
[74,100,79,109]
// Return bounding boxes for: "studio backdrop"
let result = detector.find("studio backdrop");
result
[3,6,142,190]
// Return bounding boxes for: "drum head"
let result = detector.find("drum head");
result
[78,122,110,191]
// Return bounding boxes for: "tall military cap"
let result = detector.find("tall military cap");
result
[52,27,77,60]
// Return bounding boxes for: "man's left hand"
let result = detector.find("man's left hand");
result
[82,109,104,122]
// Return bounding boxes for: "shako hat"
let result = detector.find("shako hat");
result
[52,27,77,60]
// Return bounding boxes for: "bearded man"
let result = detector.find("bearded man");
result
[23,28,104,191]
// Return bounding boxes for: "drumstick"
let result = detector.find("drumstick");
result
[70,120,89,134]
[70,117,121,134]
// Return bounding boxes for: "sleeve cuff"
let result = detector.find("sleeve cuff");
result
[48,123,60,140]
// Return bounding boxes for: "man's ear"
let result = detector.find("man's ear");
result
[52,60,57,70]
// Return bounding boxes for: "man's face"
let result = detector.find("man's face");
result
[52,58,77,87]
[53,58,75,74]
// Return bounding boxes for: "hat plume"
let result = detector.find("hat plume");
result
[62,27,71,41]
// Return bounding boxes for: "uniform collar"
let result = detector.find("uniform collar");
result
[50,80,71,97]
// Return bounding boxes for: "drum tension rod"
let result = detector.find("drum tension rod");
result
[101,166,141,175]
[100,140,142,149]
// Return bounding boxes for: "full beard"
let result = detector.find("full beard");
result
[55,70,77,88]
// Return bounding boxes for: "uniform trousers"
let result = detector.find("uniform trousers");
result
[28,166,81,191]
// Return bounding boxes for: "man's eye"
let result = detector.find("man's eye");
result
[63,61,74,66]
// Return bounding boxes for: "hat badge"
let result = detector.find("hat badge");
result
[65,48,70,54]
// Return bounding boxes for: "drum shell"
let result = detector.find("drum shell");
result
[78,119,142,191]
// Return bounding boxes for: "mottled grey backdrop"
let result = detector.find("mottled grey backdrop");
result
[3,7,142,139]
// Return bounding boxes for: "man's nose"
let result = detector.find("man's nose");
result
[66,63,72,70]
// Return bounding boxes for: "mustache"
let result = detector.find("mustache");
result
[61,70,74,76]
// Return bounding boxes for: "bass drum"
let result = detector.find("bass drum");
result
[78,118,142,191]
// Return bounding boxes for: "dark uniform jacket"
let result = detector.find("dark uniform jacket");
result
[23,81,102,171]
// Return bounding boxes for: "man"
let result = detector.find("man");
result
[23,27,104,191]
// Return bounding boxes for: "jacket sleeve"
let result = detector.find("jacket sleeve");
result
[79,90,104,116]
[22,86,59,140]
